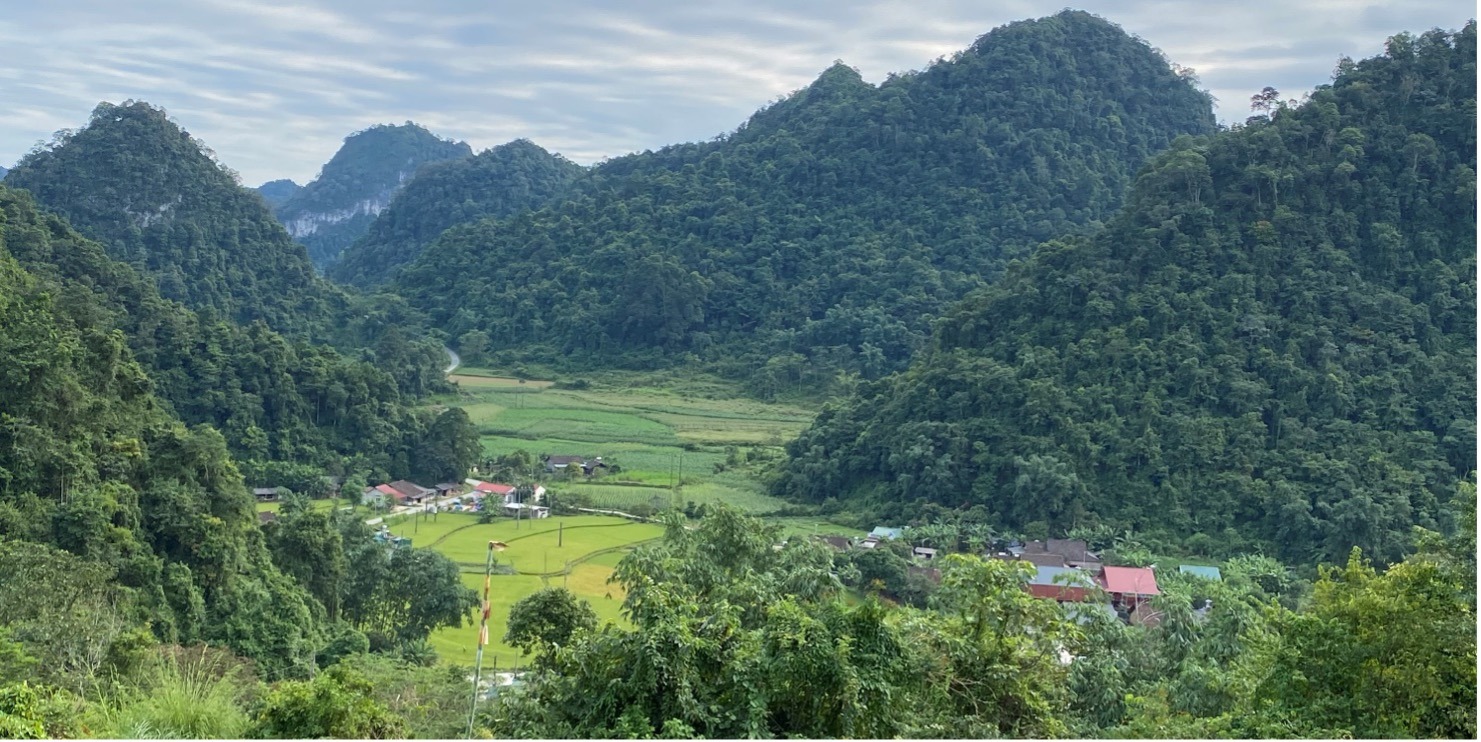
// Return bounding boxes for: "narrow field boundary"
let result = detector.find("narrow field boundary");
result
[424,518,653,550]
[456,537,661,577]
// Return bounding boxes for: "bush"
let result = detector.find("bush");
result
[86,645,255,739]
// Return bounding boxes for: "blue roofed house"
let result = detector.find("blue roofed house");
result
[1179,565,1223,581]
[869,526,905,540]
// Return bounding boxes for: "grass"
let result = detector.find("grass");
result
[427,565,631,670]
[254,499,370,517]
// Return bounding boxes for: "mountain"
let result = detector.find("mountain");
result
[256,178,301,208]
[328,139,585,286]
[774,24,1477,567]
[274,123,472,269]
[0,210,322,678]
[3,102,334,333]
[389,11,1216,385]
[0,184,442,477]
[0,164,8,179]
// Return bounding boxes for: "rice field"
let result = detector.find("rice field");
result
[452,371,809,512]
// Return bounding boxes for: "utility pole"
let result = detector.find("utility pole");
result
[468,540,508,738]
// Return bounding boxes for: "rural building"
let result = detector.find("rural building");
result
[435,482,464,497]
[869,526,905,540]
[1099,565,1160,614]
[1019,538,1102,569]
[913,546,939,560]
[1179,565,1222,581]
[467,480,546,505]
[252,487,284,502]
[1026,566,1097,602]
[388,480,435,505]
[543,455,610,475]
[361,483,404,508]
[504,502,550,519]
[816,535,853,551]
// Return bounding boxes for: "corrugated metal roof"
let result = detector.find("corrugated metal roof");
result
[1028,566,1094,587]
[1179,565,1223,580]
[1101,566,1160,595]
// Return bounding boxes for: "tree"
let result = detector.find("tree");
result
[413,407,481,484]
[504,587,598,658]
[247,664,407,739]
[458,330,491,363]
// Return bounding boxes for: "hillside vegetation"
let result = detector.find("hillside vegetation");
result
[389,11,1216,387]
[776,25,1477,567]
[5,102,332,332]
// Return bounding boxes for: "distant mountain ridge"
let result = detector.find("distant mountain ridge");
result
[273,123,472,269]
[329,139,585,285]
[255,178,301,208]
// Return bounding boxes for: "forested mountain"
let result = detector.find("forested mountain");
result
[255,178,301,209]
[329,139,584,285]
[389,11,1215,384]
[0,164,8,179]
[775,25,1477,567]
[274,123,472,269]
[0,185,448,478]
[4,102,336,332]
[0,224,323,679]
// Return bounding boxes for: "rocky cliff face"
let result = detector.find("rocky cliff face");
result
[273,124,471,269]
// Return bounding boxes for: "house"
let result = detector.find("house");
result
[817,535,853,551]
[252,487,284,502]
[1021,538,1101,569]
[544,455,610,475]
[858,537,880,549]
[467,481,546,505]
[1179,565,1222,581]
[361,483,403,508]
[1026,566,1097,602]
[544,455,586,473]
[913,546,939,560]
[1099,566,1160,609]
[388,480,435,505]
[868,526,905,541]
[435,483,464,497]
[503,502,550,519]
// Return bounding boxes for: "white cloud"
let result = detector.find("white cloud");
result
[0,0,1470,182]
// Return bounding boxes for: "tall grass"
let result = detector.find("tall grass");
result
[86,645,253,739]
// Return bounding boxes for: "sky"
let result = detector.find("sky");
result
[0,1,1471,186]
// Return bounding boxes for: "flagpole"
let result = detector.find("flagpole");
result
[468,539,506,738]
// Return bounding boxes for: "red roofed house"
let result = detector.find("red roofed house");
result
[1098,566,1160,614]
[467,480,546,506]
[362,483,404,508]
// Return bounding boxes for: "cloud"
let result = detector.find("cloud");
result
[0,0,1471,184]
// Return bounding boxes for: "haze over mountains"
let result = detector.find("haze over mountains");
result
[0,8,1473,739]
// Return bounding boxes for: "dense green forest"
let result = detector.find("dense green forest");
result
[272,124,472,269]
[0,185,450,476]
[776,25,1477,567]
[5,102,335,332]
[329,139,585,286]
[386,11,1215,387]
